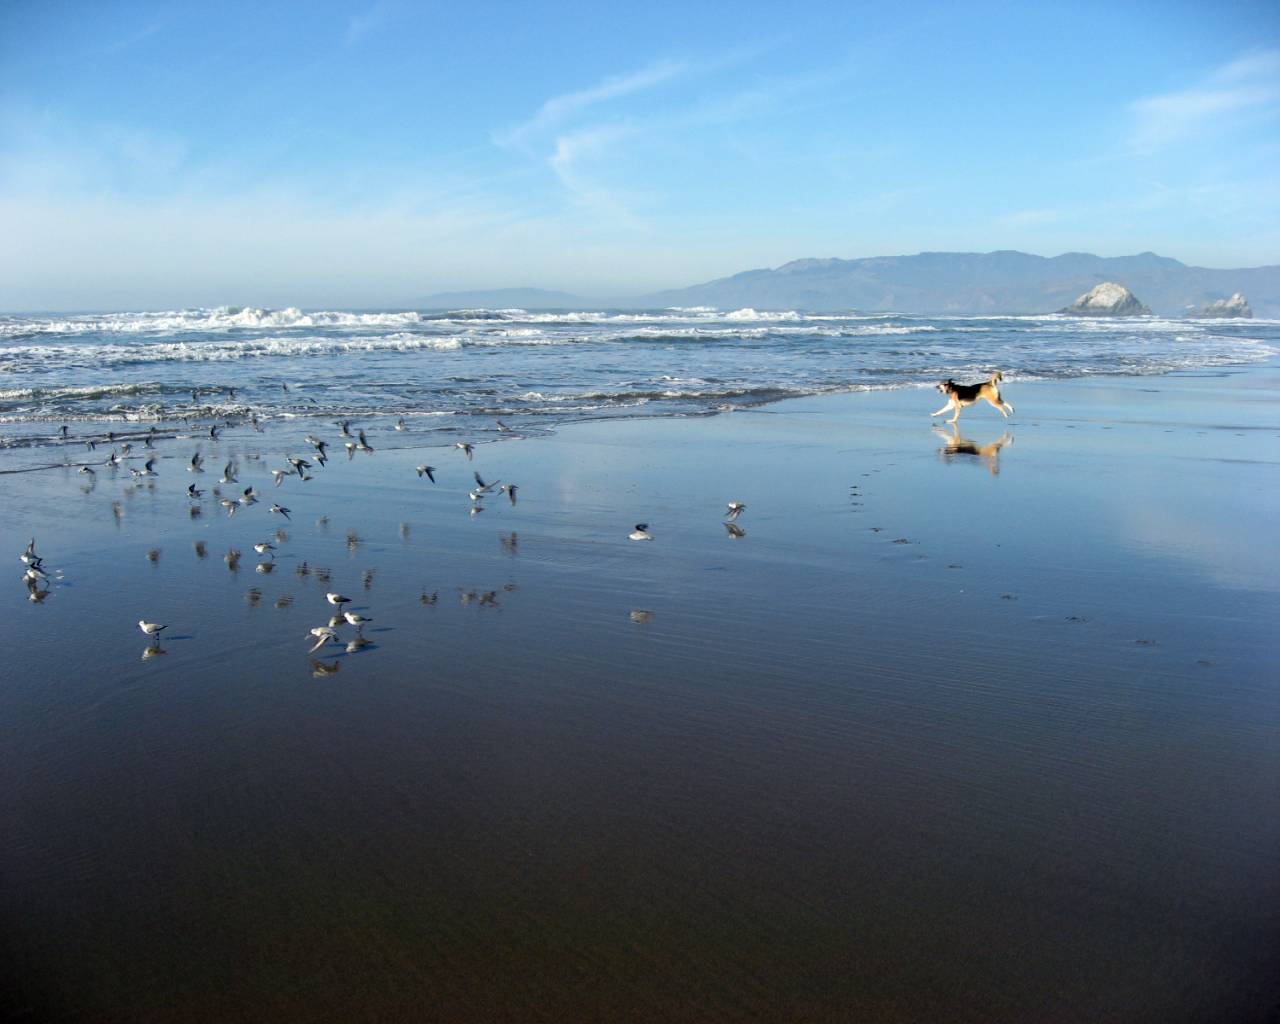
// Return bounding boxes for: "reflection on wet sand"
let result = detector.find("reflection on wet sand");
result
[934,424,1013,475]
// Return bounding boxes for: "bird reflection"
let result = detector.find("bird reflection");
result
[310,659,341,677]
[933,424,1013,475]
[142,644,166,659]
[630,610,654,624]
[725,523,746,539]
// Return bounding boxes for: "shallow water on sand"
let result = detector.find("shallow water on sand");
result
[1,366,1277,1022]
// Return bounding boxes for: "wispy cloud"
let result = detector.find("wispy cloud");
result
[1129,49,1280,150]
[495,52,841,223]
[345,1,398,46]
[499,60,689,150]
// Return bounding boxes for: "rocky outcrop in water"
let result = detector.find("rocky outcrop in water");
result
[1059,282,1152,317]
[1186,293,1252,318]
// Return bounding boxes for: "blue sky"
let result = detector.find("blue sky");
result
[1,0,1277,309]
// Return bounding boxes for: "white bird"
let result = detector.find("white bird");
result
[494,418,511,431]
[141,457,158,476]
[468,491,484,502]
[21,539,38,564]
[416,465,436,482]
[270,504,291,520]
[395,418,406,431]
[455,443,474,460]
[139,620,168,639]
[629,524,654,541]
[189,452,204,473]
[345,442,358,460]
[499,484,518,505]
[338,420,353,437]
[23,566,49,582]
[187,483,203,498]
[473,472,499,493]
[307,626,339,652]
[253,542,275,557]
[220,462,237,484]
[286,457,311,473]
[344,611,372,628]
[356,429,373,454]
[271,469,292,486]
[326,592,351,607]
[725,502,746,520]
[304,435,324,449]
[78,465,95,476]
[220,499,238,516]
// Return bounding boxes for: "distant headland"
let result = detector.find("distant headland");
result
[420,250,1278,317]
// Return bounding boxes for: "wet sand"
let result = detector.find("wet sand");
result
[1,364,1277,1023]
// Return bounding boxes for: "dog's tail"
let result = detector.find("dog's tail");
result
[990,370,1004,384]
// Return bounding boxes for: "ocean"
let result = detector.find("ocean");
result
[1,305,1276,463]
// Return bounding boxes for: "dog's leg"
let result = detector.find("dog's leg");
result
[931,401,954,418]
[947,405,961,424]
[984,393,1012,417]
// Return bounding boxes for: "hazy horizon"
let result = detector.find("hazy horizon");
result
[2,1,1278,311]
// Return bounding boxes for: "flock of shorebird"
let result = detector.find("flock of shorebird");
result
[22,414,750,660]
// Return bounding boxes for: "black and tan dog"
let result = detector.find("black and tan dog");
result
[931,371,1014,423]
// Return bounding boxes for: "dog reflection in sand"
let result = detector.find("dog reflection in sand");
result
[932,371,1014,423]
[933,424,1013,475]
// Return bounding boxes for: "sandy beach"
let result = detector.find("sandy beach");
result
[1,362,1277,1023]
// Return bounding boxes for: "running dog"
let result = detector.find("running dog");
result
[931,371,1014,423]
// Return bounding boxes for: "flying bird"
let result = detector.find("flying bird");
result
[473,472,499,493]
[629,524,654,541]
[307,626,339,653]
[455,443,474,460]
[415,465,436,482]
[270,504,291,520]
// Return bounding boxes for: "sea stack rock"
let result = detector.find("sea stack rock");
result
[1059,282,1152,317]
[1186,293,1252,319]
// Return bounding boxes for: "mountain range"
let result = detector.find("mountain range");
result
[421,251,1279,317]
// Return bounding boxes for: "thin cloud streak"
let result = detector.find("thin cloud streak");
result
[1129,48,1280,150]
